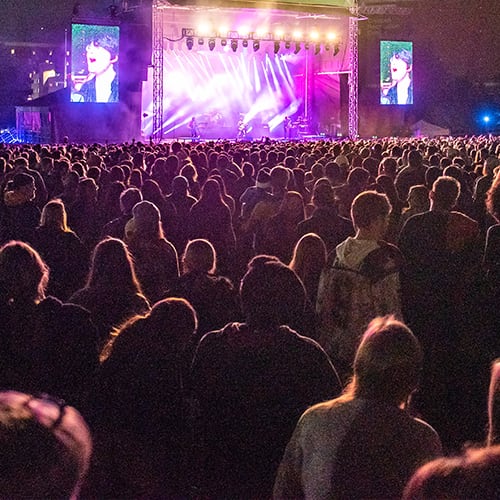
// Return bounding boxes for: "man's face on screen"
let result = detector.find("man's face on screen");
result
[390,56,410,83]
[86,42,116,75]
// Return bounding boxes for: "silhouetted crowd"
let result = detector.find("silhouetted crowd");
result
[0,135,500,498]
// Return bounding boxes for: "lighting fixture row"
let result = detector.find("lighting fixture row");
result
[181,28,340,54]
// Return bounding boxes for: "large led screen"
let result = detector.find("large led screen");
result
[380,40,413,105]
[71,24,120,103]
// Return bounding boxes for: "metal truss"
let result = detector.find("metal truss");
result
[348,0,359,139]
[152,0,164,142]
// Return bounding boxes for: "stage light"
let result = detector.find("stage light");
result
[221,38,227,47]
[327,32,336,41]
[274,41,280,54]
[294,42,301,54]
[242,39,248,48]
[325,43,330,51]
[334,43,340,56]
[198,38,204,46]
[231,39,238,52]
[285,40,291,50]
[314,43,321,55]
[310,31,319,41]
[292,30,302,40]
[198,23,212,36]
[208,38,216,51]
[483,115,491,123]
[304,42,310,50]
[253,40,260,52]
[255,28,268,39]
[186,37,194,50]
[275,28,284,39]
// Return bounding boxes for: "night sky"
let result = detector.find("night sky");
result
[2,0,499,81]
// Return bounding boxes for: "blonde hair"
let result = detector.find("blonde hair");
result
[40,199,71,232]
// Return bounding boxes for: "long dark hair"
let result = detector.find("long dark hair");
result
[86,238,143,295]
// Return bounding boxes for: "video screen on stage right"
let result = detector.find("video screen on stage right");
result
[380,41,413,105]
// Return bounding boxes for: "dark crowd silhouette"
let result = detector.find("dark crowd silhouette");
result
[0,135,500,498]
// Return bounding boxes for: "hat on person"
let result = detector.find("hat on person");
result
[9,173,34,190]
[256,170,271,189]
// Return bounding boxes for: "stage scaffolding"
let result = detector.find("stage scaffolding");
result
[151,0,358,141]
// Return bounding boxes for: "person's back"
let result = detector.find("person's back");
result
[317,191,402,379]
[191,257,341,498]
[395,150,427,201]
[274,316,442,500]
[398,176,481,451]
[275,398,440,499]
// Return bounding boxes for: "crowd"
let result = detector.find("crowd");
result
[0,134,499,498]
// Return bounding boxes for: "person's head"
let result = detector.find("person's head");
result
[430,175,460,211]
[486,173,500,222]
[351,190,391,233]
[270,166,290,193]
[390,49,412,84]
[483,156,500,177]
[312,178,335,208]
[105,297,197,360]
[119,187,142,215]
[182,239,217,275]
[200,178,223,203]
[40,199,70,232]
[488,359,500,446]
[86,237,142,294]
[171,175,189,195]
[408,149,423,168]
[0,241,48,305]
[125,200,163,240]
[255,169,271,190]
[279,191,305,221]
[77,177,98,203]
[240,256,305,329]
[407,184,430,212]
[289,232,327,288]
[0,391,92,499]
[6,172,36,201]
[86,33,118,76]
[351,316,422,405]
[403,445,500,500]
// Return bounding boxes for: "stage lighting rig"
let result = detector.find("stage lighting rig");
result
[314,43,321,55]
[285,40,291,50]
[274,41,280,54]
[198,38,204,46]
[334,43,340,56]
[242,39,248,48]
[231,39,238,52]
[186,37,194,50]
[221,38,227,47]
[253,40,260,52]
[208,38,216,51]
[294,42,301,54]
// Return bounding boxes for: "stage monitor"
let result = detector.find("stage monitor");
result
[70,24,120,103]
[380,40,413,105]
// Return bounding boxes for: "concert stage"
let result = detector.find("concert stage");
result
[141,1,352,142]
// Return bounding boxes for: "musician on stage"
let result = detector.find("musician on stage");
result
[237,118,247,140]
[189,117,199,138]
[283,116,291,140]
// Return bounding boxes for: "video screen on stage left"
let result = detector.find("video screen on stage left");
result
[380,41,413,105]
[70,24,120,103]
